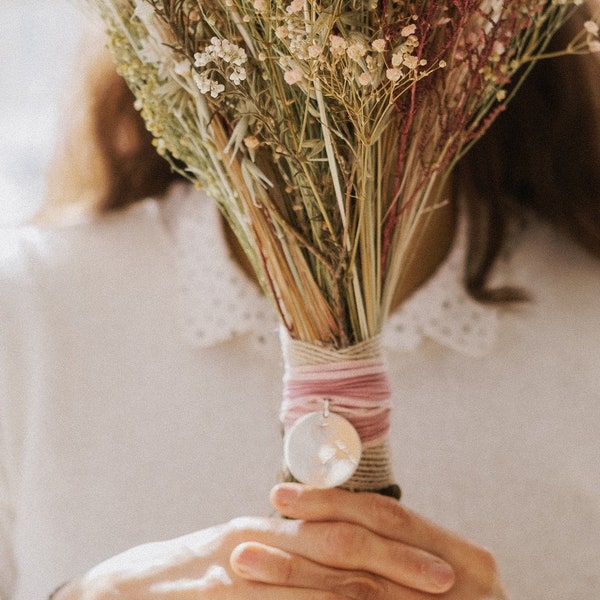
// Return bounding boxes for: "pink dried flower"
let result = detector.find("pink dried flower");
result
[284,67,303,84]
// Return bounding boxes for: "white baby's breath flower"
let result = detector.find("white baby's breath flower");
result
[329,35,348,57]
[211,82,225,97]
[275,25,289,40]
[386,67,403,82]
[372,39,386,53]
[346,41,368,61]
[403,55,419,70]
[194,72,211,93]
[223,40,248,65]
[229,66,247,85]
[253,0,268,12]
[284,67,304,84]
[391,52,404,67]
[286,0,304,14]
[405,34,419,47]
[196,37,248,68]
[584,20,599,36]
[400,24,417,37]
[308,44,323,58]
[588,39,600,52]
[358,72,372,86]
[194,51,210,67]
[193,71,225,98]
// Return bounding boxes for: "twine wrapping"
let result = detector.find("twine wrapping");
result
[280,331,396,492]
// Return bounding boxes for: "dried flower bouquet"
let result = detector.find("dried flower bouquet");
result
[90,0,598,493]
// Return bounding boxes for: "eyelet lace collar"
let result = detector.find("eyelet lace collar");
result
[161,183,498,358]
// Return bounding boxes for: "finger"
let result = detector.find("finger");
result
[216,515,453,593]
[271,483,463,557]
[230,541,427,600]
[259,519,454,594]
[303,521,454,593]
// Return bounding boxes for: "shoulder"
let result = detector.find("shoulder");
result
[493,219,600,367]
[0,224,43,298]
[500,219,600,307]
[0,197,179,317]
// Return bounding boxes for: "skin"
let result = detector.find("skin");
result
[55,484,507,600]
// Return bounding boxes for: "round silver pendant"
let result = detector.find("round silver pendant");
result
[283,411,362,488]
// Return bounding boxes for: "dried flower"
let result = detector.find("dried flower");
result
[400,24,417,37]
[90,0,596,348]
[372,39,386,53]
[358,72,372,86]
[386,67,403,82]
[284,67,303,84]
[346,41,368,61]
[329,35,348,57]
[584,20,599,36]
[286,0,303,14]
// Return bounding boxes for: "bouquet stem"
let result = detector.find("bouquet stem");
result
[280,331,400,498]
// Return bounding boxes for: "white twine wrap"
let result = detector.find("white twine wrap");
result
[280,331,397,492]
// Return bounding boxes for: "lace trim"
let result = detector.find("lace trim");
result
[161,183,498,357]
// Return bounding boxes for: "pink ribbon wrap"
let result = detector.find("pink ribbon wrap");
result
[280,347,392,447]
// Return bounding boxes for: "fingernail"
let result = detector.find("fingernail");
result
[273,483,300,507]
[231,544,262,576]
[429,560,455,589]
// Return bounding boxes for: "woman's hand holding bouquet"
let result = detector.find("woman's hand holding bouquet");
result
[55,484,509,600]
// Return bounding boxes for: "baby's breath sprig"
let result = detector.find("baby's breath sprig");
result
[89,0,599,347]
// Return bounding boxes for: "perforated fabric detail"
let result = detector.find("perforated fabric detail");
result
[161,184,498,357]
[161,183,280,354]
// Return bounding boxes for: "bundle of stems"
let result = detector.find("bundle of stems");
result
[91,0,598,349]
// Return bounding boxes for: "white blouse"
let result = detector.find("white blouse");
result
[0,184,599,600]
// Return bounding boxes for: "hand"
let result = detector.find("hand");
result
[53,494,455,600]
[232,483,507,599]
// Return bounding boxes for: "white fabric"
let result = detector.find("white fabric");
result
[0,185,599,600]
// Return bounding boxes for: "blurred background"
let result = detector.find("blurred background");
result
[0,0,84,225]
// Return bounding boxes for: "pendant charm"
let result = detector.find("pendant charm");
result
[283,405,362,488]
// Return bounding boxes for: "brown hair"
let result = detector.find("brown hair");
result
[456,3,600,299]
[40,38,179,222]
[42,6,600,295]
